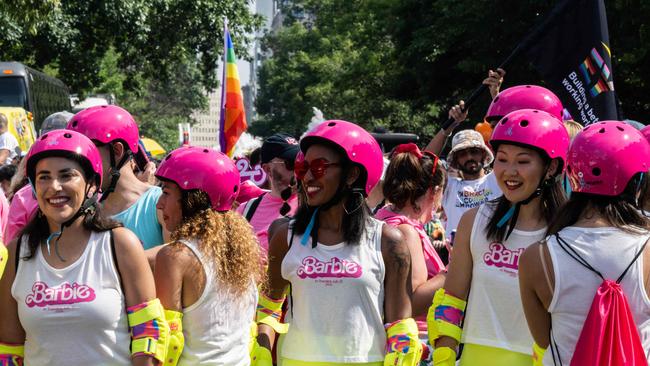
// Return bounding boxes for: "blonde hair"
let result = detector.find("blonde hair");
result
[172,209,264,296]
[564,120,584,141]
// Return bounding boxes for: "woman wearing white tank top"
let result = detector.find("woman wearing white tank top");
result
[0,130,162,366]
[428,109,570,366]
[520,121,650,365]
[256,121,420,366]
[154,146,262,366]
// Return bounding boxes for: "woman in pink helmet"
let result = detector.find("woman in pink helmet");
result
[485,85,564,125]
[255,120,420,366]
[153,146,262,365]
[67,105,169,262]
[427,109,569,366]
[0,130,166,366]
[375,143,447,347]
[520,121,650,365]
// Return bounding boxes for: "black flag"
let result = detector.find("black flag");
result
[526,0,618,125]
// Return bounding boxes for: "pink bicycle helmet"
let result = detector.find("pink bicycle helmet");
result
[26,129,103,187]
[641,125,650,144]
[156,146,240,211]
[67,105,140,152]
[300,120,383,196]
[486,85,564,123]
[490,109,570,171]
[567,121,650,196]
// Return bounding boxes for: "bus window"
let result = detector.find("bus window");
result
[0,77,28,110]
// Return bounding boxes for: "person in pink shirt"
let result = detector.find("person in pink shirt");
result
[237,133,299,259]
[4,184,38,243]
[375,143,447,346]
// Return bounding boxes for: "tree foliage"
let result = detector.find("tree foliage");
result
[254,0,650,139]
[1,0,261,150]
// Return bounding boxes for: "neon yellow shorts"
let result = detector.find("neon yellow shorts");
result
[459,343,531,366]
[280,359,383,366]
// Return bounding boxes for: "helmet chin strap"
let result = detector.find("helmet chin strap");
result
[497,172,554,241]
[99,145,132,203]
[300,174,353,248]
[46,184,99,261]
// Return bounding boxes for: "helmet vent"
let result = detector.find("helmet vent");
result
[233,185,238,192]
[599,128,606,133]
[327,122,336,127]
[616,126,624,132]
[63,133,72,138]
[165,154,172,160]
[493,96,499,103]
[500,117,508,125]
[592,167,601,176]
[532,110,539,113]
[525,85,532,88]
[72,121,78,127]
[41,133,49,140]
[520,120,529,127]
[203,149,209,153]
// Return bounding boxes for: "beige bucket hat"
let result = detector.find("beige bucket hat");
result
[447,129,494,168]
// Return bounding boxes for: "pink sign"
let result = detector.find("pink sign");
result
[235,157,267,186]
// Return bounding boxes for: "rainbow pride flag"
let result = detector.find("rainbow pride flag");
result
[219,22,247,157]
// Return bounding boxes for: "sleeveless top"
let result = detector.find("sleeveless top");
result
[544,227,650,365]
[462,204,543,354]
[11,231,130,366]
[280,218,386,363]
[113,186,164,249]
[178,239,256,366]
[375,207,446,334]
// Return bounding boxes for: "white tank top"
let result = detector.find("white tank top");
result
[544,227,650,365]
[178,239,256,366]
[11,231,130,366]
[280,218,386,363]
[462,204,543,354]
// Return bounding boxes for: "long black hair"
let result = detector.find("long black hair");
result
[547,173,650,236]
[292,140,371,246]
[485,145,566,242]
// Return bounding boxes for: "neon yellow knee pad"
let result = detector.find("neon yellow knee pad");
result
[384,318,422,366]
[532,342,546,366]
[427,288,466,345]
[0,342,24,366]
[256,292,289,334]
[127,298,170,363]
[0,244,8,280]
[432,346,456,366]
[163,310,184,366]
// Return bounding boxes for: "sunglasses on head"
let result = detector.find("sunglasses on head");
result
[294,158,340,180]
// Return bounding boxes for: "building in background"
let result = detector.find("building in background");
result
[189,89,221,148]
[189,0,283,147]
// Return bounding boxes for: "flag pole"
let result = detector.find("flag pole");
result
[219,18,228,153]
[439,0,573,129]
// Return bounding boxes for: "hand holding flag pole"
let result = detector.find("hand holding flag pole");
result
[439,0,573,130]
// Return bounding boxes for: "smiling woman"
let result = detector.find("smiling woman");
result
[0,129,164,366]
[256,120,422,366]
[427,109,570,366]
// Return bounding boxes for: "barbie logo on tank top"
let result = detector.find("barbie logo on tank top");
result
[25,281,96,308]
[483,242,524,276]
[297,256,362,280]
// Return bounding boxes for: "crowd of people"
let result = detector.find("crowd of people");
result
[0,68,650,366]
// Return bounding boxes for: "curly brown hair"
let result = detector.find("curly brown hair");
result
[172,208,264,296]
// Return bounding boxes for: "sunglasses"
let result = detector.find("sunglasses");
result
[423,151,440,176]
[294,158,340,180]
[268,159,295,171]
